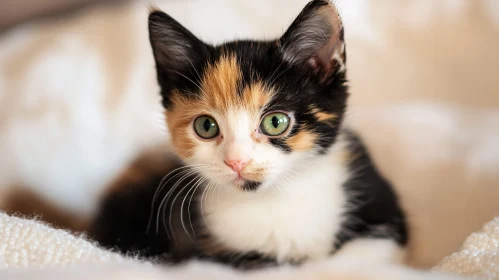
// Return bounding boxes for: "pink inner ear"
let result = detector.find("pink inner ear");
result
[307,57,320,75]
[307,37,341,84]
[294,4,344,84]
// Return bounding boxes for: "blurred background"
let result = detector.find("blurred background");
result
[0,0,498,270]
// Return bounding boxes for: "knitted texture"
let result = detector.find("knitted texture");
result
[436,218,499,279]
[0,212,126,268]
[0,211,470,280]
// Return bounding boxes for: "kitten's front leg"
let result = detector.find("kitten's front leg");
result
[239,241,461,280]
[200,238,403,271]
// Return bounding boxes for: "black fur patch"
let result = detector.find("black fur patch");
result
[334,130,408,250]
[241,180,261,191]
[89,163,201,262]
[198,251,278,270]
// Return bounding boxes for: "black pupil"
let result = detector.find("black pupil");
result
[271,116,279,128]
[203,119,211,132]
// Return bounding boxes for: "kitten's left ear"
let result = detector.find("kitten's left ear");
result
[148,10,210,106]
[280,0,345,84]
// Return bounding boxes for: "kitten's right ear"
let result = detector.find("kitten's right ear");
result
[279,0,345,85]
[148,11,209,101]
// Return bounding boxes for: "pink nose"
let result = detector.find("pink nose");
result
[224,159,248,174]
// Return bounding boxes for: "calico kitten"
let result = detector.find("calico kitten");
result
[90,0,407,270]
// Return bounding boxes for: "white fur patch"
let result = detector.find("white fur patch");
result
[334,238,405,264]
[202,143,349,262]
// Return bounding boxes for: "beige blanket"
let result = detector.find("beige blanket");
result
[0,212,496,279]
[437,218,499,279]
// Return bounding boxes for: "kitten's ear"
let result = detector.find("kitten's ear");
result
[280,0,345,84]
[148,10,209,97]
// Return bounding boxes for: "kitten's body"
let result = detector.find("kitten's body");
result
[91,0,407,270]
[202,132,406,265]
[91,132,406,269]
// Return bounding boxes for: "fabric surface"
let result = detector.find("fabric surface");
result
[0,212,127,268]
[436,218,499,279]
[0,212,469,280]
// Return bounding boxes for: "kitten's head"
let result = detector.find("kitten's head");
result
[149,0,348,192]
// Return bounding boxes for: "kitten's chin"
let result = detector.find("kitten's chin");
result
[231,178,262,192]
[240,180,262,192]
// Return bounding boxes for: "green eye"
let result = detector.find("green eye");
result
[260,112,290,136]
[194,115,219,139]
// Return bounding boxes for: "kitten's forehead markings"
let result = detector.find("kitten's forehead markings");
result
[199,54,273,117]
[200,54,241,112]
[166,54,275,159]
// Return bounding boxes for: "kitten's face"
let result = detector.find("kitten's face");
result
[149,0,348,191]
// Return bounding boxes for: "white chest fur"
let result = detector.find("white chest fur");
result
[202,153,348,262]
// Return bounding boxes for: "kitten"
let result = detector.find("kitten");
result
[90,0,407,270]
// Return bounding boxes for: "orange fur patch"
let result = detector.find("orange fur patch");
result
[200,54,241,112]
[104,147,179,196]
[241,166,267,182]
[315,111,337,122]
[165,54,275,159]
[166,104,197,159]
[308,105,320,114]
[308,105,337,123]
[286,130,317,151]
[241,82,272,115]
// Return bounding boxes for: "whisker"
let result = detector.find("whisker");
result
[273,174,288,196]
[200,180,216,234]
[157,170,197,238]
[147,164,207,233]
[148,168,193,234]
[151,164,207,206]
[269,65,290,86]
[274,170,298,196]
[217,182,222,204]
[155,167,207,237]
[153,168,198,234]
[208,179,220,212]
[180,175,207,239]
[167,69,209,97]
[187,174,209,236]
[266,60,284,88]
[281,170,298,185]
[166,172,205,242]
[178,51,203,83]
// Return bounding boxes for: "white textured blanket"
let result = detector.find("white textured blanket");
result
[0,212,497,279]
[0,213,126,268]
[436,218,499,279]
